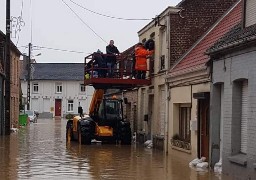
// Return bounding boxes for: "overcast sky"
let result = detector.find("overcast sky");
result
[0,0,181,63]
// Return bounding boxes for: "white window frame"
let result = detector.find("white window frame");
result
[56,83,62,94]
[32,83,39,93]
[67,100,74,112]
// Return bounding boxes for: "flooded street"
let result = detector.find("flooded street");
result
[0,119,230,180]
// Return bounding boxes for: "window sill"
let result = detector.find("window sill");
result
[228,154,247,166]
[158,69,167,74]
[171,145,191,154]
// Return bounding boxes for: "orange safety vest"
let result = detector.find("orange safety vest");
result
[135,47,153,71]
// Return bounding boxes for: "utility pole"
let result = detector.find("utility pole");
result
[5,0,11,135]
[27,43,32,110]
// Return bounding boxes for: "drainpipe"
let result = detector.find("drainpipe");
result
[164,11,171,154]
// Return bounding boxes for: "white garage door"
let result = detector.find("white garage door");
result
[43,98,50,112]
[31,98,39,112]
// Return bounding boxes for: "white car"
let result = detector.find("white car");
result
[25,110,38,123]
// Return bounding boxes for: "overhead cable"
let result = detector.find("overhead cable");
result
[69,0,152,21]
[61,0,107,44]
[33,45,90,54]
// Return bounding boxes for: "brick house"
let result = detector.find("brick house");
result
[0,30,21,132]
[166,1,241,163]
[207,0,256,178]
[136,0,239,152]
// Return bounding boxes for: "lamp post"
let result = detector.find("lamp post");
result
[5,0,11,135]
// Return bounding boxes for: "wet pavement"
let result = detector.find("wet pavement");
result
[0,119,231,180]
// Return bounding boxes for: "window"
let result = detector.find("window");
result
[160,55,165,70]
[179,106,191,142]
[33,83,39,93]
[150,32,155,40]
[80,84,86,92]
[56,83,62,93]
[231,79,249,155]
[241,80,248,154]
[142,38,146,44]
[245,0,256,27]
[67,100,74,112]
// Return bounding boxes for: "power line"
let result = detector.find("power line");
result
[69,0,152,21]
[32,45,91,54]
[61,0,107,44]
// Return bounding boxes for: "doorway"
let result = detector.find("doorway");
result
[55,99,62,117]
[199,98,210,160]
[194,92,210,160]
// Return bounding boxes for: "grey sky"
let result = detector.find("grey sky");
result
[0,0,181,63]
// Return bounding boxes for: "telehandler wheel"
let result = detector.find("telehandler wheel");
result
[78,125,92,145]
[121,127,132,145]
[66,122,74,142]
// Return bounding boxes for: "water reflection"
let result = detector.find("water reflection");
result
[0,119,230,180]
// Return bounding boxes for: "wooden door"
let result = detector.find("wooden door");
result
[200,99,210,160]
[55,99,62,116]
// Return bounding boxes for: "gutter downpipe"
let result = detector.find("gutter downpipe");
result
[164,12,171,155]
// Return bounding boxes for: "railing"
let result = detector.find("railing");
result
[84,53,152,80]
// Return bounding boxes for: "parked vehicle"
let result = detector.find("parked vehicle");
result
[25,110,37,123]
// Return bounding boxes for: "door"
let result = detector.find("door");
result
[160,89,165,136]
[55,99,62,116]
[200,98,210,160]
[148,95,154,139]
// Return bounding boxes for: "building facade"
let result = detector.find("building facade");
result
[166,1,241,161]
[21,63,94,118]
[137,0,239,152]
[137,7,180,150]
[208,0,256,178]
[0,31,21,131]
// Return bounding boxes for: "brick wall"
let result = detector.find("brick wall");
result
[169,0,239,67]
[10,51,20,128]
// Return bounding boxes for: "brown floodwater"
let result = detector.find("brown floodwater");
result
[0,119,231,180]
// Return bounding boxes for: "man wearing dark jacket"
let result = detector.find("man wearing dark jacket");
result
[106,40,119,77]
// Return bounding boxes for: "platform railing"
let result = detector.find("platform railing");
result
[84,53,152,81]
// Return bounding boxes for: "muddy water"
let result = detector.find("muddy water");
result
[0,119,230,180]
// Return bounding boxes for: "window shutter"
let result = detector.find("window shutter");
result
[241,81,248,154]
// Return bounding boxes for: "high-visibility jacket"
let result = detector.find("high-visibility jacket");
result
[135,47,153,71]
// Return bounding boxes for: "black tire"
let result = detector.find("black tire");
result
[66,122,74,142]
[78,125,92,145]
[121,127,132,145]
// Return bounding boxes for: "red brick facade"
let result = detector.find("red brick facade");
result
[169,0,239,67]
[0,31,21,128]
[170,2,242,77]
[10,50,21,128]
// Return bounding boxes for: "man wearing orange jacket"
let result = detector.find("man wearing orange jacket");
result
[135,43,154,79]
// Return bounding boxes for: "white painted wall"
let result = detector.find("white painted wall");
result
[21,80,94,117]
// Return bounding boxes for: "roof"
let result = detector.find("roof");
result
[0,30,22,55]
[21,63,84,81]
[207,23,256,54]
[168,1,242,78]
